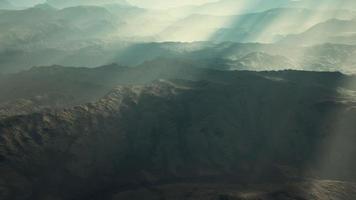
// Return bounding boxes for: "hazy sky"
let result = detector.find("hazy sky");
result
[11,0,44,7]
[10,0,356,10]
[10,0,218,8]
[127,0,218,9]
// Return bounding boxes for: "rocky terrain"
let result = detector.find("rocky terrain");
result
[1,68,356,199]
[1,1,356,199]
[111,180,356,200]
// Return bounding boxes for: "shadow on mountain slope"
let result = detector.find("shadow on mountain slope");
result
[1,70,356,199]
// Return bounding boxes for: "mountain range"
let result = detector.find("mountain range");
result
[1,64,356,199]
[1,2,356,199]
[2,41,356,74]
[280,18,356,45]
[159,8,356,43]
[170,0,356,16]
[1,4,356,73]
[46,0,130,8]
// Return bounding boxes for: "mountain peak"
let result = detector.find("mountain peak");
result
[33,3,56,10]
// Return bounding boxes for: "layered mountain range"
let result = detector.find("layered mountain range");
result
[1,2,356,73]
[1,0,356,199]
[46,0,130,8]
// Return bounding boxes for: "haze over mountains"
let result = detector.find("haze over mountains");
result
[0,0,13,9]
[1,0,356,200]
[46,0,131,8]
[1,0,356,73]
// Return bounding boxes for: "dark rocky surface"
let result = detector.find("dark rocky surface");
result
[1,69,356,199]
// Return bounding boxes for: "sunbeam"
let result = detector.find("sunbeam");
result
[1,2,356,199]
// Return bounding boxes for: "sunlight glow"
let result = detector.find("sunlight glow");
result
[128,0,218,9]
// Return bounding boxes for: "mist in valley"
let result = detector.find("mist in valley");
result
[1,1,356,200]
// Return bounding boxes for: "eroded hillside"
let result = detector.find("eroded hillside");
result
[1,71,356,199]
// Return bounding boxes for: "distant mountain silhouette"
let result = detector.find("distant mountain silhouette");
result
[160,8,356,43]
[280,18,356,45]
[46,0,130,8]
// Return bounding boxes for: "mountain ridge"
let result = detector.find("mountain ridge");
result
[1,74,356,199]
[46,0,131,8]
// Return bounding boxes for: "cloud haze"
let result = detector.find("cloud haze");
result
[128,0,217,9]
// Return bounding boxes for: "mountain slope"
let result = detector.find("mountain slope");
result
[280,18,356,45]
[230,52,296,70]
[1,71,356,199]
[112,180,356,200]
[0,5,121,50]
[179,0,356,15]
[160,8,356,42]
[1,58,356,119]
